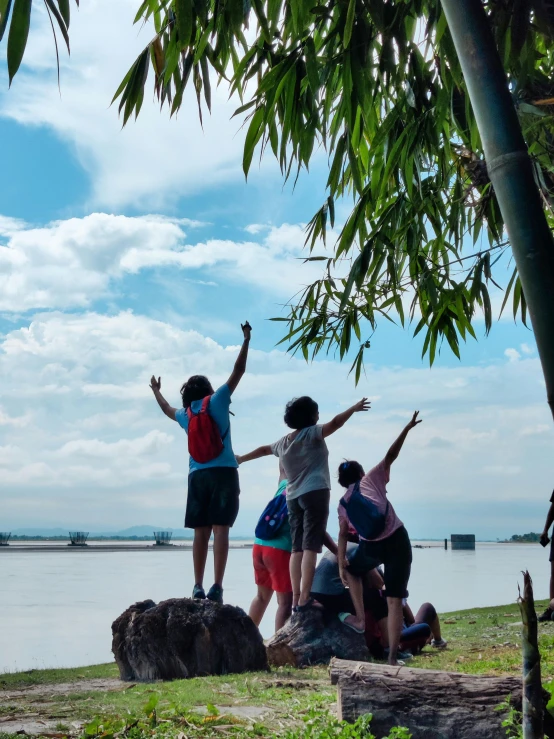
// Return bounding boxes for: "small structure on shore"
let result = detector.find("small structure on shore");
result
[68,531,89,546]
[154,531,173,546]
[451,534,475,550]
[0,532,11,546]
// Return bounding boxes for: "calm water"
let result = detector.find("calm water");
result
[0,542,550,673]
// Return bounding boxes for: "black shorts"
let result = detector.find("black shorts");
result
[287,489,330,553]
[185,467,240,529]
[549,537,554,563]
[347,526,412,598]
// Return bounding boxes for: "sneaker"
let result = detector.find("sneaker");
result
[538,607,553,622]
[206,583,223,604]
[192,584,206,600]
[431,638,448,649]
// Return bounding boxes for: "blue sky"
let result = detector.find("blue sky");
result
[0,0,552,541]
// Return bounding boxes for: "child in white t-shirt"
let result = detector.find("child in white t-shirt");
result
[237,395,370,612]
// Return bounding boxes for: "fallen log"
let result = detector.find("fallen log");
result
[266,608,370,667]
[330,658,554,739]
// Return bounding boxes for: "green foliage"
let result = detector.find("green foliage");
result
[0,0,78,85]
[284,709,411,738]
[78,705,411,739]
[496,698,523,739]
[509,532,541,543]
[115,0,554,372]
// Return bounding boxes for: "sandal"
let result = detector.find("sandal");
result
[338,612,365,634]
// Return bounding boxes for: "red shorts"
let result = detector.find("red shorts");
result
[252,544,292,593]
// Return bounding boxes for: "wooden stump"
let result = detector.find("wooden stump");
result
[330,658,554,739]
[266,609,370,667]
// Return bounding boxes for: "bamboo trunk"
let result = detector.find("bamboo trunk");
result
[439,0,554,420]
[519,571,544,739]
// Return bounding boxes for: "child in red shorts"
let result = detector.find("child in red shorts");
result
[249,476,293,632]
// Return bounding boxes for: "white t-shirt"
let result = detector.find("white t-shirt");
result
[270,424,330,500]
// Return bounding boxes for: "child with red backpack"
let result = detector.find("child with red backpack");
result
[150,322,251,604]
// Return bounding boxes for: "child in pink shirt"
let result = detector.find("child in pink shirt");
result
[337,411,422,666]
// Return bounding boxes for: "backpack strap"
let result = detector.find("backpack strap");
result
[199,395,211,413]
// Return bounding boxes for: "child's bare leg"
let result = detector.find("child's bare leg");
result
[276,591,293,630]
[290,551,302,608]
[343,571,365,630]
[249,585,273,627]
[387,597,404,665]
[193,526,212,587]
[212,525,230,586]
[299,550,318,606]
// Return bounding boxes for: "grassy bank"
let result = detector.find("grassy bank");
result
[2,601,554,738]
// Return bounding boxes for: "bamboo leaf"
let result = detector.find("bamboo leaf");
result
[57,0,69,27]
[175,0,193,47]
[243,105,264,177]
[0,0,13,42]
[343,0,356,49]
[44,0,70,53]
[7,0,32,84]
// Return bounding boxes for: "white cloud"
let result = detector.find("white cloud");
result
[0,1,265,209]
[0,213,331,311]
[0,310,552,538]
[520,343,535,355]
[505,347,521,362]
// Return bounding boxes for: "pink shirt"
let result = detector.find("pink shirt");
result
[337,459,403,542]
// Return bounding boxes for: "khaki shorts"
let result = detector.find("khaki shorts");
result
[287,489,330,553]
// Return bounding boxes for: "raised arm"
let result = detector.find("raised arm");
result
[321,398,371,438]
[150,376,177,421]
[226,322,252,395]
[236,445,273,465]
[385,411,422,467]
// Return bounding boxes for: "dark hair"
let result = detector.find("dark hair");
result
[180,375,214,408]
[284,396,319,430]
[337,460,365,488]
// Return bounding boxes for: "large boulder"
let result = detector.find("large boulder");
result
[266,607,370,667]
[112,598,268,681]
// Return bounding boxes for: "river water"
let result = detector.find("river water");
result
[0,542,550,673]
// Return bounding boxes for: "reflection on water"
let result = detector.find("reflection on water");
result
[0,542,549,672]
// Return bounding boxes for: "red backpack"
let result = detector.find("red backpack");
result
[186,396,228,464]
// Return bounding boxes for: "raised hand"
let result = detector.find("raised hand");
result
[407,410,423,429]
[241,321,252,340]
[353,397,371,412]
[150,375,161,392]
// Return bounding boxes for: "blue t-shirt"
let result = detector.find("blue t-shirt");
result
[175,384,238,473]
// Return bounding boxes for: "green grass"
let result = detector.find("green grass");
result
[0,663,118,690]
[2,602,554,738]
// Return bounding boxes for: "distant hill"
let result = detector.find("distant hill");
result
[8,526,193,540]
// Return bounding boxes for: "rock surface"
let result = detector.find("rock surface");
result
[112,598,268,681]
[266,607,370,667]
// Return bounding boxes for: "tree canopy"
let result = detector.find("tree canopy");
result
[113,0,554,378]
